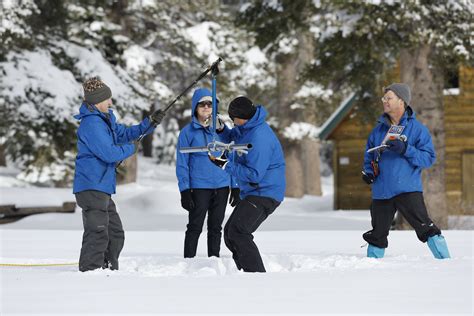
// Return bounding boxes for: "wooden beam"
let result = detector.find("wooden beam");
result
[0,202,76,224]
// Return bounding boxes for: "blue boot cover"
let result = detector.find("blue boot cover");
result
[367,244,385,258]
[427,235,451,259]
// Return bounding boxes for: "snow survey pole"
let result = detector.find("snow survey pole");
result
[116,58,224,169]
[136,57,224,143]
[210,61,218,142]
[179,59,252,157]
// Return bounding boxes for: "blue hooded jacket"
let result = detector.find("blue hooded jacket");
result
[73,103,153,194]
[363,106,435,199]
[220,105,286,202]
[176,88,235,192]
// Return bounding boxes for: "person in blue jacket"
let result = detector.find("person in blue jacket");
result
[176,88,239,258]
[361,83,450,259]
[209,96,286,272]
[73,77,165,272]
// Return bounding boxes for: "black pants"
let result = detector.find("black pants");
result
[184,187,229,258]
[363,192,441,248]
[76,190,124,272]
[224,195,280,272]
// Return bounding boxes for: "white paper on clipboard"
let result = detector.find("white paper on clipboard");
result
[367,125,405,153]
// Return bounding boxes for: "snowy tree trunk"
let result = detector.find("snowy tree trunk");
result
[142,132,153,157]
[142,109,153,157]
[284,141,305,197]
[110,0,129,29]
[299,32,322,197]
[276,54,305,197]
[0,144,5,166]
[275,32,321,198]
[399,45,448,229]
[117,154,137,185]
[302,139,322,195]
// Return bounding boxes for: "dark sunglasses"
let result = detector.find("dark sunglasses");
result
[197,101,213,108]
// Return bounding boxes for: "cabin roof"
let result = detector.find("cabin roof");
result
[318,93,357,140]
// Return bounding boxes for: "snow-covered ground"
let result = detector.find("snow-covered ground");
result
[0,157,472,315]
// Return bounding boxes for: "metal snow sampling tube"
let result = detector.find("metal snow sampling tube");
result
[180,141,253,155]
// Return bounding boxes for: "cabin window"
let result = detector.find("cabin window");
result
[443,67,460,95]
[339,157,350,165]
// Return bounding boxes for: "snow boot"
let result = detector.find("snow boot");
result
[367,244,385,258]
[427,235,451,259]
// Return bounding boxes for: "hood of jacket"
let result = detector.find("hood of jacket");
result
[74,102,114,122]
[191,88,220,128]
[234,105,267,134]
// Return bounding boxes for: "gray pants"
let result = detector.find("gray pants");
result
[76,190,124,272]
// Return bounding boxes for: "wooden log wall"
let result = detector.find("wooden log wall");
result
[444,66,474,215]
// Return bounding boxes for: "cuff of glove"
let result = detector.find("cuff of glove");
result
[146,116,155,127]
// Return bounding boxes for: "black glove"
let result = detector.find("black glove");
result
[386,138,407,155]
[180,189,194,211]
[150,109,166,125]
[362,171,375,185]
[208,152,228,169]
[229,188,240,207]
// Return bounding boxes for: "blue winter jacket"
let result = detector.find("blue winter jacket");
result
[73,103,153,194]
[176,88,235,192]
[363,106,435,199]
[220,105,286,202]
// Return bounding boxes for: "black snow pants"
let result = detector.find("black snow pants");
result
[184,187,229,258]
[224,195,280,273]
[363,192,441,248]
[76,190,124,272]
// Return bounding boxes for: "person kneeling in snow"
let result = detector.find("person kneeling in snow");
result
[73,77,165,272]
[361,83,450,259]
[209,96,286,272]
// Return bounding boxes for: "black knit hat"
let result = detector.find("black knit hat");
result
[83,77,112,105]
[228,96,256,120]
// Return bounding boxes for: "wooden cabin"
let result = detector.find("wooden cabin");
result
[319,66,474,216]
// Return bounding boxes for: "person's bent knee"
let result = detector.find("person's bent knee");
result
[226,224,243,243]
[109,221,124,235]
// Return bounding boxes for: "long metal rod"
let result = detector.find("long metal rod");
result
[211,74,217,142]
[180,141,252,154]
[164,57,222,112]
[116,58,223,169]
[136,57,223,143]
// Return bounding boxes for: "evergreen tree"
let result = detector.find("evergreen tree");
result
[0,0,275,185]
